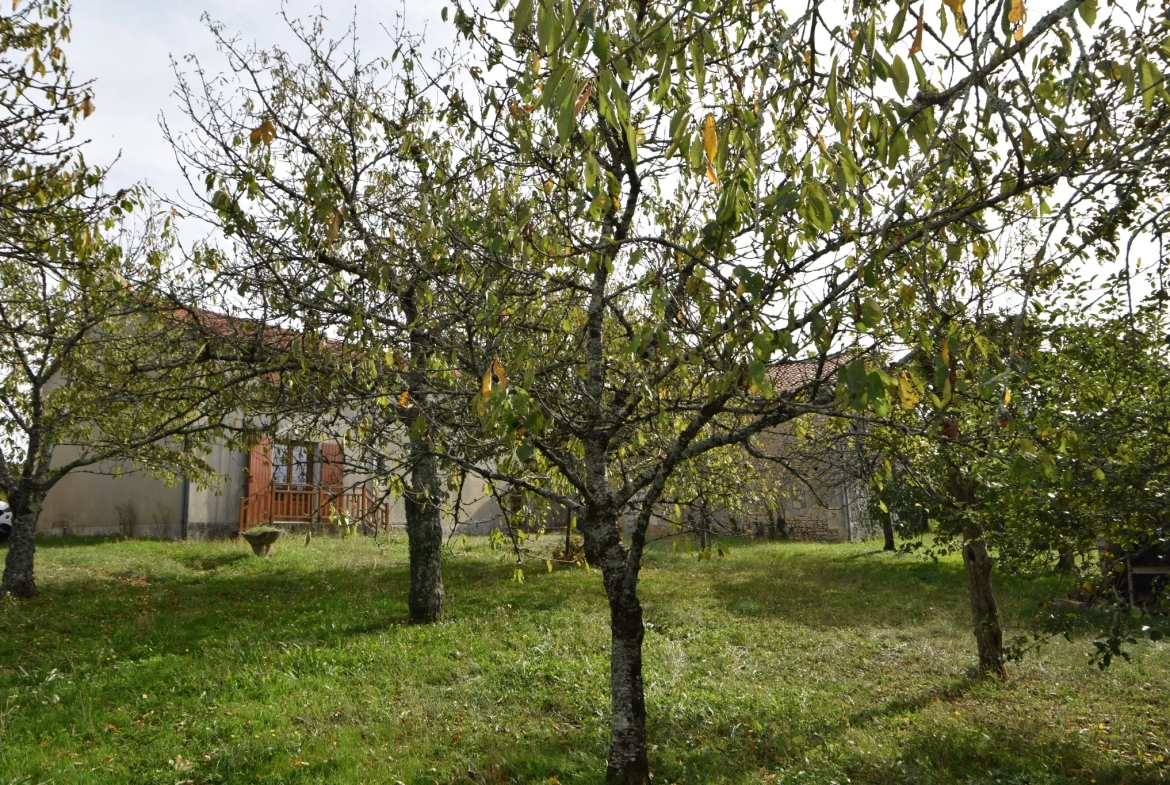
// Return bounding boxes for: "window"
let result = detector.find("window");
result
[272,442,314,488]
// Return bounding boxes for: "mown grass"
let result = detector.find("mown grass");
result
[0,534,1166,784]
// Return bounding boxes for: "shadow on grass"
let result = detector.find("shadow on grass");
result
[851,722,1145,784]
[694,543,1059,632]
[172,552,252,572]
[0,556,578,678]
[640,674,1146,785]
[23,535,134,548]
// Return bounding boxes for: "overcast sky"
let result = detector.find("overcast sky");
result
[67,1,447,201]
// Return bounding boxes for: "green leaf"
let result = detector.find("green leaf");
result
[1078,0,1097,26]
[887,2,908,44]
[861,297,884,329]
[592,29,609,62]
[514,0,534,31]
[1140,57,1161,112]
[892,56,909,99]
[803,181,833,233]
[624,122,638,164]
[537,0,558,53]
[690,37,705,97]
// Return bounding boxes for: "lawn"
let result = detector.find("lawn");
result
[0,534,1166,784]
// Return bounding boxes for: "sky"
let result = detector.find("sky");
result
[67,1,449,202]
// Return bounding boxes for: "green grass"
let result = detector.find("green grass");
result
[0,534,1166,784]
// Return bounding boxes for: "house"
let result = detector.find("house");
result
[36,309,507,540]
[39,431,507,539]
[693,355,876,543]
[37,312,872,544]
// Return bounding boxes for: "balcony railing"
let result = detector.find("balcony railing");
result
[238,485,391,533]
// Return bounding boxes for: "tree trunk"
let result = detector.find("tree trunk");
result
[1057,545,1075,574]
[882,511,896,551]
[404,441,444,623]
[2,494,42,598]
[608,594,649,784]
[584,512,650,785]
[962,523,1005,677]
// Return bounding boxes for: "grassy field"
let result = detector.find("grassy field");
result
[0,534,1166,785]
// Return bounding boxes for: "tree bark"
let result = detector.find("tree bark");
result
[962,523,1005,677]
[607,594,649,784]
[585,512,651,785]
[1057,545,1075,574]
[404,440,444,623]
[2,494,42,598]
[882,510,896,551]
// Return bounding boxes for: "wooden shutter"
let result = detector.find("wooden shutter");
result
[242,438,274,529]
[247,438,273,495]
[320,442,344,492]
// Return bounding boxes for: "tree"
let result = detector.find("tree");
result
[428,0,1170,778]
[167,13,483,622]
[0,0,283,596]
[870,279,1170,671]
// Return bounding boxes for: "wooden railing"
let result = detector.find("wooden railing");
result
[238,485,391,533]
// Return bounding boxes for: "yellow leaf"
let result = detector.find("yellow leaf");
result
[706,164,718,185]
[573,81,593,117]
[249,127,263,145]
[327,212,341,244]
[492,355,507,390]
[941,337,951,366]
[702,114,718,166]
[1003,389,1012,405]
[1008,0,1025,24]
[81,95,95,118]
[260,119,277,146]
[1014,24,1024,41]
[735,281,745,297]
[481,366,492,397]
[544,179,555,194]
[909,4,925,57]
[899,374,921,409]
[398,390,410,407]
[942,0,966,33]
